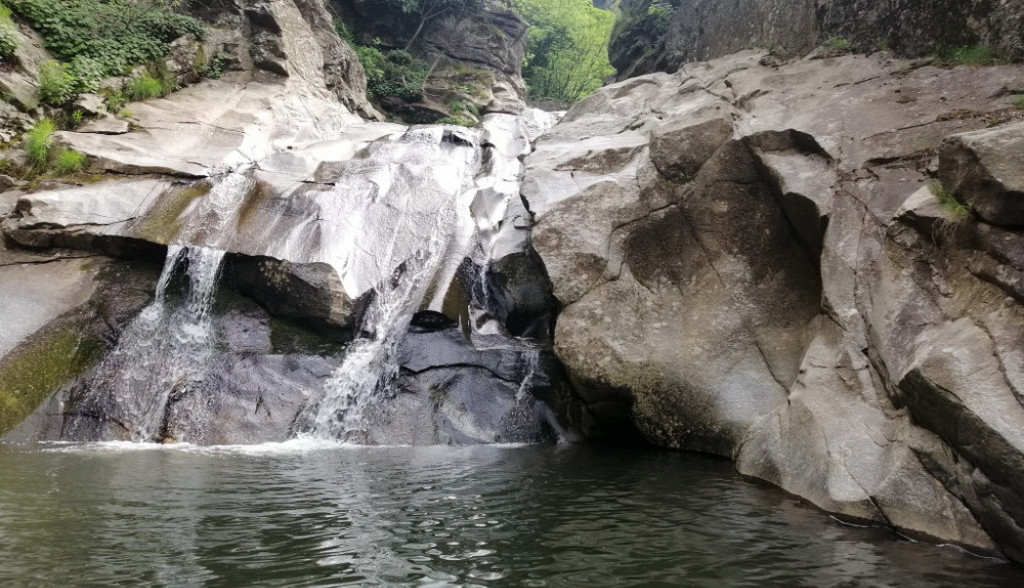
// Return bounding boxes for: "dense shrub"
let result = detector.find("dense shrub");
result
[0,4,18,59]
[37,60,74,105]
[7,0,203,77]
[356,45,430,102]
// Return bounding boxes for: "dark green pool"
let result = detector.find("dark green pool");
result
[0,442,1020,587]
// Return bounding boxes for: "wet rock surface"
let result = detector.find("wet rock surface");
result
[526,50,1024,559]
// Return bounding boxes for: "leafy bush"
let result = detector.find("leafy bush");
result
[1014,95,1024,109]
[37,60,74,106]
[200,52,228,79]
[126,72,165,101]
[52,148,86,174]
[25,117,54,167]
[0,4,18,59]
[68,55,106,93]
[7,0,203,77]
[356,45,430,102]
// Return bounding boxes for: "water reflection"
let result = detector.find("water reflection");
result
[0,443,1020,587]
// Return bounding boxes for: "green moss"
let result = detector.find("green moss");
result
[821,36,853,54]
[133,181,211,243]
[436,116,475,127]
[0,322,104,436]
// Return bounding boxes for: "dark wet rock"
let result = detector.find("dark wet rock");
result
[226,255,359,338]
[409,310,458,333]
[1,257,162,439]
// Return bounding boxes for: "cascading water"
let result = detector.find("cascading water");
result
[51,111,565,445]
[67,171,255,442]
[290,129,482,441]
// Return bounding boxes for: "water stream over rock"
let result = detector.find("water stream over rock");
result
[13,110,574,446]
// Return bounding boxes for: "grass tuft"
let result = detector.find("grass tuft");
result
[25,117,55,168]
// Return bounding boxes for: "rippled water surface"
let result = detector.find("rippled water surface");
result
[0,442,1021,587]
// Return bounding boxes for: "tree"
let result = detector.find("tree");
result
[519,0,615,103]
[383,0,485,50]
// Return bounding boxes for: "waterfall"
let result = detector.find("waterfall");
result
[291,128,482,441]
[69,171,255,442]
[55,111,561,445]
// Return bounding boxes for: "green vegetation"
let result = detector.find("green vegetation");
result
[436,115,474,126]
[24,117,54,167]
[928,180,970,222]
[37,60,75,106]
[127,72,166,101]
[7,0,202,108]
[822,36,853,54]
[7,0,202,76]
[934,45,1000,67]
[21,117,90,176]
[52,147,86,174]
[1013,95,1024,109]
[354,44,431,103]
[519,0,616,103]
[0,3,18,59]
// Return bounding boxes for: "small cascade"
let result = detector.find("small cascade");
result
[291,128,481,441]
[68,171,255,441]
[515,349,541,403]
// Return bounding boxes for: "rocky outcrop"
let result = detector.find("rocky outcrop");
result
[188,0,380,119]
[330,0,529,114]
[526,51,1024,559]
[609,0,1024,79]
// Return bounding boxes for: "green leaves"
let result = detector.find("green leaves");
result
[519,0,615,103]
[355,45,430,102]
[7,0,203,78]
[0,4,18,59]
[37,60,75,106]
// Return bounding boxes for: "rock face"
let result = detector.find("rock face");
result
[0,0,580,446]
[526,51,1024,560]
[330,0,529,114]
[609,0,1024,79]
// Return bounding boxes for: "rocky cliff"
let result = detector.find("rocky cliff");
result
[610,0,1024,79]
[526,50,1024,560]
[330,0,529,115]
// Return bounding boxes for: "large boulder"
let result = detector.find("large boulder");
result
[527,50,1024,559]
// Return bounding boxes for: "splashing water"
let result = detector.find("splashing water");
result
[70,172,255,441]
[292,131,480,441]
